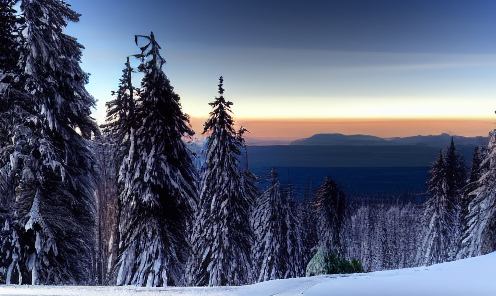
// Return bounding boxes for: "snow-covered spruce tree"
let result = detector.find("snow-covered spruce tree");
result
[306,177,346,276]
[0,0,99,285]
[457,130,496,259]
[444,138,466,200]
[187,76,253,286]
[461,145,485,229]
[314,176,346,254]
[102,57,137,162]
[251,168,303,282]
[417,140,466,266]
[468,146,484,185]
[99,57,138,285]
[114,32,197,287]
[463,146,484,203]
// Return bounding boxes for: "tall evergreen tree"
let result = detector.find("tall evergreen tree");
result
[251,168,303,282]
[314,176,346,254]
[306,177,346,276]
[114,32,197,287]
[461,145,485,230]
[468,146,483,185]
[100,57,137,285]
[0,0,98,284]
[458,130,496,259]
[444,138,466,200]
[417,139,466,266]
[187,76,253,286]
[102,56,137,163]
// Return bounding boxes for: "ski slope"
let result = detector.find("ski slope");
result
[1,252,495,296]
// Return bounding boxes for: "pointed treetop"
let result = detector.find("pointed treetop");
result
[203,76,235,134]
[135,31,165,74]
[218,76,224,95]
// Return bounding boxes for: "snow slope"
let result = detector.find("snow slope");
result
[1,252,495,296]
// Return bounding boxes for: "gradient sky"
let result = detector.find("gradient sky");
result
[63,0,496,137]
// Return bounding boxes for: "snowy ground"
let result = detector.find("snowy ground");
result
[1,252,495,296]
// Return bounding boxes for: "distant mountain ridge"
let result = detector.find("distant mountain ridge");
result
[290,133,488,148]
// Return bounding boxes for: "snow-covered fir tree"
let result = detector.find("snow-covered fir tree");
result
[114,32,197,287]
[0,0,99,284]
[468,146,484,185]
[251,168,303,282]
[463,146,484,201]
[98,56,142,285]
[306,177,346,275]
[457,130,496,259]
[102,56,137,164]
[417,139,466,266]
[461,145,485,229]
[417,150,455,265]
[100,57,137,284]
[314,176,346,254]
[187,76,253,286]
[444,138,466,199]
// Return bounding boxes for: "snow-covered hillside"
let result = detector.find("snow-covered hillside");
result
[1,252,494,296]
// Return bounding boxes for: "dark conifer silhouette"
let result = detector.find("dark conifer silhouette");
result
[417,139,466,265]
[187,76,253,286]
[314,176,346,254]
[114,32,197,287]
[458,131,496,259]
[251,168,303,282]
[99,57,137,285]
[468,146,483,185]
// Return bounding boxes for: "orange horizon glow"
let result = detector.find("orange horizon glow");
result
[189,117,496,139]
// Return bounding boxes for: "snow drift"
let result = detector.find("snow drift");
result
[1,251,495,296]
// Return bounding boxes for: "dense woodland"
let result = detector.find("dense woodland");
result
[1,0,495,287]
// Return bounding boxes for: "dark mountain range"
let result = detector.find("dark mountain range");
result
[243,133,485,196]
[290,133,488,148]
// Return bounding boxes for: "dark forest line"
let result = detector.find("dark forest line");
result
[247,144,478,168]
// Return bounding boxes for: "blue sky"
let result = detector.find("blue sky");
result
[63,0,496,128]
